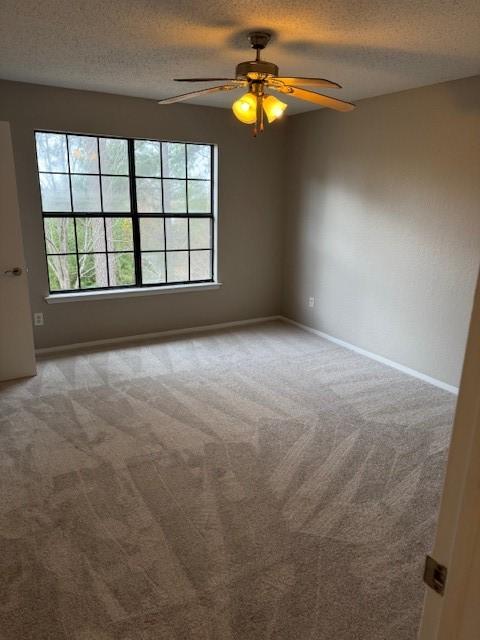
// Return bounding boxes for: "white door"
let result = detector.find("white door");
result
[0,121,36,381]
[418,269,480,639]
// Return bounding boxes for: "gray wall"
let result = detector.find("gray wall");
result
[2,76,479,385]
[0,80,287,348]
[283,76,480,387]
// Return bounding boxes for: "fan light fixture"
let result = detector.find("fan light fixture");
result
[232,92,257,124]
[262,95,288,123]
[158,31,356,136]
[232,92,287,125]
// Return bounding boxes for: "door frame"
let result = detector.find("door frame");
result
[418,268,480,639]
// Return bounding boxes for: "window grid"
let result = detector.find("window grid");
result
[38,172,210,181]
[185,144,190,282]
[36,131,215,293]
[128,138,142,289]
[159,141,167,282]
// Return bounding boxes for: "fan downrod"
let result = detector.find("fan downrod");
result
[236,31,278,79]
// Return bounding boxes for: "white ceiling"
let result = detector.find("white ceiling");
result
[1,0,479,114]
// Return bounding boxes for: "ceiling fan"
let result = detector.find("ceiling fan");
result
[157,31,356,135]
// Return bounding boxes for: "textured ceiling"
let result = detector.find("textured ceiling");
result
[1,0,479,114]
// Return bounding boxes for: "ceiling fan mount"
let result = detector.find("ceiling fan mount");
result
[247,31,272,51]
[157,30,356,135]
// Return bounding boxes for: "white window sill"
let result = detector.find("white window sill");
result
[45,282,222,304]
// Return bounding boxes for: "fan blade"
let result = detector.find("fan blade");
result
[157,84,239,105]
[273,77,341,89]
[273,85,355,112]
[174,78,242,82]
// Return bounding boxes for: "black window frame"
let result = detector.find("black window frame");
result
[35,130,216,294]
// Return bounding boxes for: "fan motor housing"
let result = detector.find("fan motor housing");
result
[236,60,279,79]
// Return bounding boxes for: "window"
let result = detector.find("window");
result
[35,131,215,294]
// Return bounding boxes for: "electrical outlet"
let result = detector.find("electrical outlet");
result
[308,297,315,308]
[34,312,44,326]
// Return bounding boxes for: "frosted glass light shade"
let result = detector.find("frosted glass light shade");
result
[232,92,257,124]
[263,95,287,123]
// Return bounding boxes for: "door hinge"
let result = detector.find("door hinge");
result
[424,555,447,595]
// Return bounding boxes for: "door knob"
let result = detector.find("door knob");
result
[4,267,22,276]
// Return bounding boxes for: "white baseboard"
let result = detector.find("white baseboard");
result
[35,315,281,355]
[280,316,459,395]
[36,314,460,395]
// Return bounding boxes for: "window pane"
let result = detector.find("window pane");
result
[187,145,211,179]
[101,176,130,212]
[141,252,166,284]
[190,250,212,281]
[39,173,71,212]
[68,135,99,174]
[165,218,188,250]
[36,133,68,173]
[47,255,78,291]
[44,217,76,254]
[162,143,186,178]
[99,138,128,175]
[163,179,186,213]
[166,251,188,282]
[75,217,105,252]
[71,175,101,211]
[140,218,164,251]
[189,218,211,249]
[136,178,162,213]
[108,253,135,286]
[188,181,210,213]
[79,253,108,289]
[105,218,133,251]
[135,140,161,177]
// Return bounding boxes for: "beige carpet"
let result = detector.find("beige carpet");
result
[0,320,455,639]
